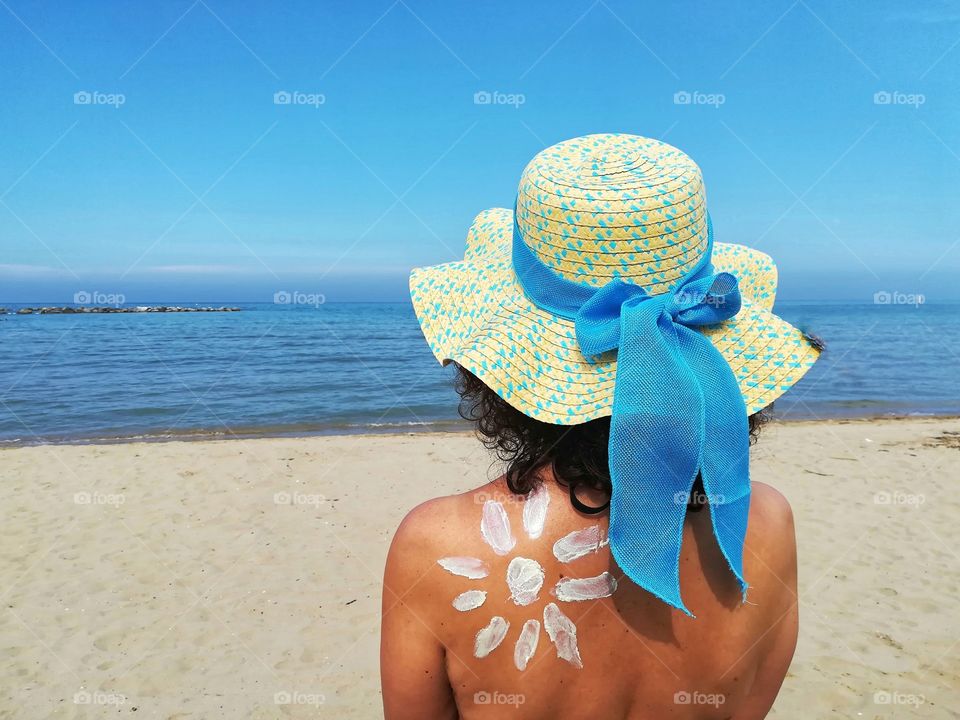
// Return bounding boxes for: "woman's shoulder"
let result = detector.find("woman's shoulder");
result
[385,483,499,585]
[747,481,797,558]
[392,483,495,537]
[750,480,794,522]
[744,481,798,603]
[388,480,796,572]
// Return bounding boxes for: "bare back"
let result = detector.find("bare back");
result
[381,473,798,720]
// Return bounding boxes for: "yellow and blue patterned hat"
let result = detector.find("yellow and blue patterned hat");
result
[410,133,821,614]
[410,133,819,423]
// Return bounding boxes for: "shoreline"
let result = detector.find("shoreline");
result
[2,412,959,450]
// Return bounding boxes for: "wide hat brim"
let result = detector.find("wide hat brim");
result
[410,207,819,423]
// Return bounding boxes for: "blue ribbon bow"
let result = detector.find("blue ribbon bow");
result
[512,211,751,616]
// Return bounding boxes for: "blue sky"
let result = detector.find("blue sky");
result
[1,0,959,302]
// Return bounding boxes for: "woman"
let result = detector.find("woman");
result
[381,134,820,719]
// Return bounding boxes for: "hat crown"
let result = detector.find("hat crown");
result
[516,133,708,294]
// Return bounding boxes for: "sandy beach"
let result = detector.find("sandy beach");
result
[1,417,958,719]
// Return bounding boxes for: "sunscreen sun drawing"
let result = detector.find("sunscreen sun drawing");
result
[437,484,618,670]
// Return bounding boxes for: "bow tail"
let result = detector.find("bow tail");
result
[675,326,752,598]
[606,303,705,617]
[691,335,752,597]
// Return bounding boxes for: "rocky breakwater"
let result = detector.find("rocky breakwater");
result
[10,306,242,315]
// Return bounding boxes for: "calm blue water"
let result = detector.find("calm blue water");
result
[0,302,956,444]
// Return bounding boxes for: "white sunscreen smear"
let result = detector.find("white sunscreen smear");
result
[543,603,583,669]
[506,557,545,606]
[522,483,550,539]
[552,525,604,563]
[437,556,489,579]
[514,619,541,671]
[474,616,510,659]
[481,500,516,556]
[452,590,487,612]
[553,572,618,602]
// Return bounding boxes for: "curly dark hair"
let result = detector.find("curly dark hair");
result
[454,363,771,512]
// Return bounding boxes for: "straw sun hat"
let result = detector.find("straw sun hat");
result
[410,133,819,424]
[410,133,820,614]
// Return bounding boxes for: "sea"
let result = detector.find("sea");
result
[0,301,956,445]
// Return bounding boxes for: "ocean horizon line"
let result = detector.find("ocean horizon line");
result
[1,299,956,306]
